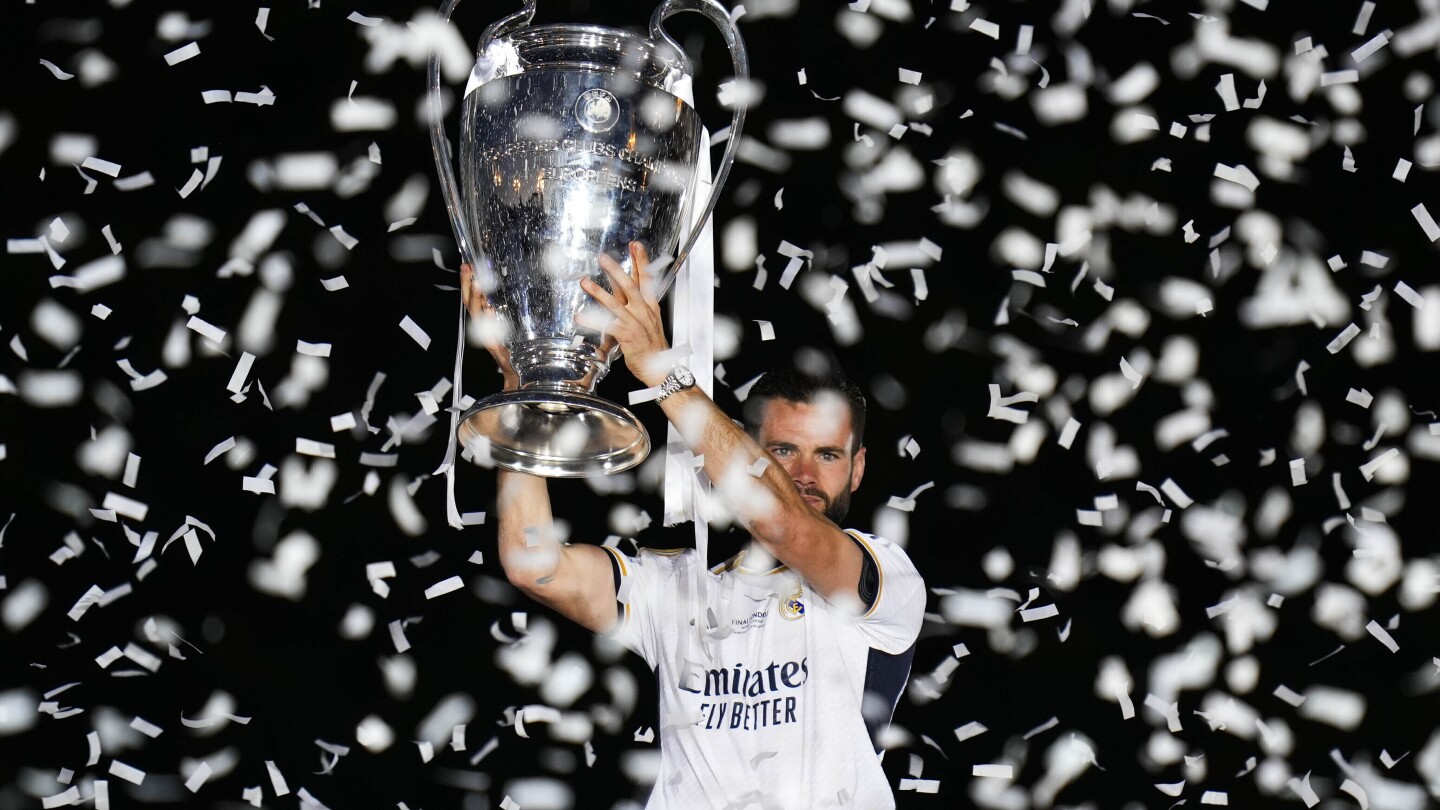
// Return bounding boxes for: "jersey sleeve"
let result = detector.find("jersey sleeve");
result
[845,530,926,654]
[600,546,693,669]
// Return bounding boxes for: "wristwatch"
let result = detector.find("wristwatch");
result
[655,364,696,402]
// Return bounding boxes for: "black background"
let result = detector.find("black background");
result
[2,1,1439,808]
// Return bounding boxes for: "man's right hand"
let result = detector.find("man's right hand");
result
[460,263,519,391]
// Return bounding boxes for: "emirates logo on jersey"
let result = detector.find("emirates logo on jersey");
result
[780,583,805,621]
[681,658,809,731]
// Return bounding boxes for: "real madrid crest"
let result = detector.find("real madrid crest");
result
[780,583,805,621]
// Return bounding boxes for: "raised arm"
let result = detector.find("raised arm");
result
[494,470,619,634]
[462,265,619,635]
[580,245,867,611]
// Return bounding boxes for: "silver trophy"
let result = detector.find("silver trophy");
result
[428,0,747,477]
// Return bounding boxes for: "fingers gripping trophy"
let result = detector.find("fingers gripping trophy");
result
[428,0,748,478]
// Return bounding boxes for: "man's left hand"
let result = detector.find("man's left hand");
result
[580,241,671,389]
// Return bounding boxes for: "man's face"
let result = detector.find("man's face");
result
[757,395,866,525]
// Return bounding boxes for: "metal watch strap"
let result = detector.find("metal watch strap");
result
[655,367,692,402]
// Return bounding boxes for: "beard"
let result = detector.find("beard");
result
[799,485,851,525]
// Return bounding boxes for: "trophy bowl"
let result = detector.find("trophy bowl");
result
[429,1,747,477]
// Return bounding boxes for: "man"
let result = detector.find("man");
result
[461,243,925,809]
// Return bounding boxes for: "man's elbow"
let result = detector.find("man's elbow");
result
[746,506,833,552]
[499,551,559,598]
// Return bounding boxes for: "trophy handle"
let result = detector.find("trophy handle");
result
[427,0,537,271]
[649,0,749,298]
[477,1,537,54]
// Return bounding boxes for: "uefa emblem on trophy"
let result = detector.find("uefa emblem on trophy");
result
[427,0,748,477]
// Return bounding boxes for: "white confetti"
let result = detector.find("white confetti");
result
[1339,779,1370,810]
[226,352,255,393]
[1058,418,1080,449]
[164,42,201,65]
[204,437,237,465]
[1365,619,1399,652]
[1288,771,1320,807]
[1394,281,1424,308]
[1020,603,1059,622]
[1298,687,1365,730]
[425,576,464,599]
[1351,32,1391,63]
[81,157,121,177]
[1353,0,1376,35]
[176,168,203,198]
[972,764,1013,778]
[1119,356,1145,389]
[400,316,431,350]
[130,716,163,737]
[389,619,411,653]
[242,477,276,495]
[1214,163,1260,192]
[295,438,336,458]
[1159,478,1193,509]
[186,316,226,344]
[987,384,1037,424]
[107,760,145,785]
[102,492,148,522]
[266,760,290,796]
[1215,73,1239,111]
[40,58,76,80]
[1410,203,1440,241]
[42,787,80,808]
[954,721,988,742]
[184,761,212,793]
[1359,447,1399,481]
[969,18,1000,39]
[329,225,358,250]
[1326,323,1361,354]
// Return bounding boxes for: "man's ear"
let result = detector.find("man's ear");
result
[850,446,866,493]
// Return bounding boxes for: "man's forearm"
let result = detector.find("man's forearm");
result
[657,387,812,547]
[496,469,562,589]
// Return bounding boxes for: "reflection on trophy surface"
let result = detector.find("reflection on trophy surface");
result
[429,0,747,477]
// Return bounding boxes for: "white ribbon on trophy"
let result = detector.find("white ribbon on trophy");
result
[665,129,729,661]
[440,286,470,531]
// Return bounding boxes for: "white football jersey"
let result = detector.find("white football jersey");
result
[602,530,926,809]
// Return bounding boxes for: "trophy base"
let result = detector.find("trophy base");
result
[457,388,650,478]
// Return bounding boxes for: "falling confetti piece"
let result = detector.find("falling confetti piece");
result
[399,316,431,350]
[163,42,201,66]
[972,764,1013,778]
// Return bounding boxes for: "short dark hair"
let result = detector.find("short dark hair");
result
[742,365,867,455]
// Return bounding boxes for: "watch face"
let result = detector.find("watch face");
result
[674,365,695,387]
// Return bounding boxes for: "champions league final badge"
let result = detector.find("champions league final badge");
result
[780,583,805,620]
[574,88,620,133]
